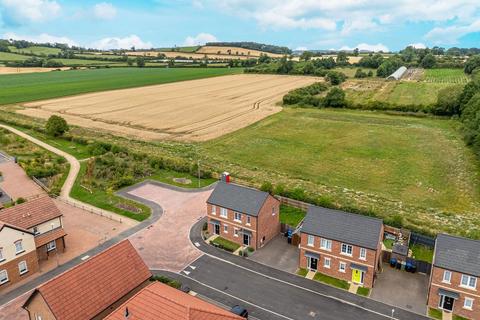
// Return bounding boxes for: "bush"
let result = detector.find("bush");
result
[16,197,26,204]
[324,87,346,108]
[465,55,480,74]
[354,69,368,78]
[376,57,403,78]
[325,71,347,85]
[260,181,273,193]
[150,275,181,289]
[434,85,463,115]
[46,115,69,137]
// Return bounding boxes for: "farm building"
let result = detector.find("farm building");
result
[387,66,407,80]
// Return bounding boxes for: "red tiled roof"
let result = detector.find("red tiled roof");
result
[24,240,151,320]
[105,282,244,320]
[34,228,67,248]
[0,196,62,229]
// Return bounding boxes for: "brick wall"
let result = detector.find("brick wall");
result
[428,266,479,320]
[24,293,56,320]
[37,237,66,261]
[299,233,378,288]
[256,195,280,249]
[0,250,39,291]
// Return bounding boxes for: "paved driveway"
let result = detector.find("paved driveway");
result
[0,162,45,200]
[248,235,299,273]
[370,264,429,315]
[124,182,213,272]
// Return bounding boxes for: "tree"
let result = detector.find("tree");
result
[420,53,436,69]
[277,56,294,74]
[258,54,271,64]
[302,61,315,75]
[434,85,463,115]
[323,87,346,108]
[354,69,368,78]
[46,115,69,137]
[353,48,359,56]
[300,51,313,61]
[376,57,403,78]
[465,55,480,74]
[127,59,133,66]
[336,51,349,66]
[136,56,145,67]
[325,71,347,85]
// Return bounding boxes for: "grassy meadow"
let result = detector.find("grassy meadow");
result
[0,67,243,105]
[0,51,31,62]
[201,108,480,235]
[8,46,62,55]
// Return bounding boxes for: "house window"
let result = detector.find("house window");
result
[47,240,57,252]
[33,227,40,235]
[320,238,332,251]
[324,257,331,268]
[461,274,477,289]
[339,262,346,273]
[223,225,228,233]
[220,208,228,218]
[307,235,314,247]
[464,297,474,310]
[18,261,28,275]
[246,216,251,225]
[0,248,4,262]
[272,206,276,216]
[15,240,24,254]
[0,270,8,285]
[341,243,353,256]
[211,206,216,215]
[234,212,242,222]
[359,248,367,260]
[443,270,452,283]
[234,228,239,237]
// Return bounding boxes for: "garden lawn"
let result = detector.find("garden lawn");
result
[0,67,243,105]
[410,244,434,263]
[313,273,350,290]
[210,236,241,252]
[356,287,370,296]
[280,205,306,228]
[202,108,480,235]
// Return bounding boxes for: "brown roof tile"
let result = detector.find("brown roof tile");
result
[34,228,67,248]
[0,196,62,229]
[24,240,151,320]
[105,282,244,320]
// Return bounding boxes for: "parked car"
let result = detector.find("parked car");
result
[231,305,248,318]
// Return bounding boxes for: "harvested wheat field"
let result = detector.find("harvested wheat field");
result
[19,74,320,141]
[0,67,69,75]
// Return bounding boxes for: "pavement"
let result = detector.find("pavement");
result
[0,161,45,200]
[370,264,429,315]
[248,235,299,273]
[189,218,430,320]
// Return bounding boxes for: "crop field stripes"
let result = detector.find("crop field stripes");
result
[424,69,470,84]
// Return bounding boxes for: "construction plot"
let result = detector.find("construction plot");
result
[19,74,319,141]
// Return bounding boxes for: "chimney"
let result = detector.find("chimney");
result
[221,172,230,183]
[124,307,130,319]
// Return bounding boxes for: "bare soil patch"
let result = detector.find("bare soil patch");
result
[18,74,319,141]
[0,67,69,75]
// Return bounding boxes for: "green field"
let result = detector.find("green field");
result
[0,67,242,105]
[50,58,123,66]
[424,68,470,84]
[157,46,200,53]
[0,52,31,62]
[75,53,127,60]
[201,108,480,235]
[334,67,376,78]
[9,46,62,56]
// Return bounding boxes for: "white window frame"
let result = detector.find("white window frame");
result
[234,228,239,237]
[339,262,346,273]
[307,235,314,247]
[211,205,216,215]
[47,240,57,252]
[324,257,331,268]
[359,248,367,260]
[272,206,276,216]
[35,315,42,320]
[341,243,353,256]
[320,238,332,251]
[220,208,228,218]
[0,270,8,285]
[15,240,24,254]
[0,248,4,262]
[443,270,452,284]
[223,224,228,233]
[461,274,477,290]
[246,216,251,225]
[234,212,242,222]
[464,297,474,310]
[18,261,28,275]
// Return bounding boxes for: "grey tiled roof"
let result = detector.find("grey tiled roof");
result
[301,206,383,249]
[434,234,480,277]
[207,182,271,217]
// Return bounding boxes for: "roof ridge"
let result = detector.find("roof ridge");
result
[188,305,241,319]
[438,232,480,243]
[309,205,383,223]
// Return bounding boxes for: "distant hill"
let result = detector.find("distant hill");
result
[206,42,291,55]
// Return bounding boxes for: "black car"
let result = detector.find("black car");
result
[231,305,248,318]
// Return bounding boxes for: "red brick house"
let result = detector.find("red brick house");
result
[299,206,383,288]
[207,181,280,250]
[0,196,67,290]
[105,281,244,320]
[427,234,480,319]
[23,240,151,320]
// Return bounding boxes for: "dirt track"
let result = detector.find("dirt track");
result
[19,74,320,141]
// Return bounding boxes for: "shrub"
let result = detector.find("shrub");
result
[325,71,347,85]
[434,85,463,115]
[45,115,69,137]
[324,87,346,108]
[260,181,273,193]
[464,55,480,74]
[150,275,181,289]
[16,197,26,204]
[354,69,368,78]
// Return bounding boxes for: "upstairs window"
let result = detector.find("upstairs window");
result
[234,212,242,222]
[443,270,452,283]
[359,248,367,260]
[18,261,28,275]
[220,208,228,218]
[246,216,251,225]
[15,240,24,254]
[320,238,332,251]
[211,206,216,215]
[461,274,477,289]
[0,248,4,262]
[341,243,353,256]
[307,235,314,247]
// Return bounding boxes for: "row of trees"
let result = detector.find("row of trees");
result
[6,57,64,68]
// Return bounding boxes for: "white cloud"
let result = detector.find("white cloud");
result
[425,20,480,45]
[295,46,308,51]
[1,0,61,22]
[339,43,389,52]
[93,2,117,20]
[4,32,77,46]
[183,33,217,46]
[91,35,153,50]
[408,43,427,49]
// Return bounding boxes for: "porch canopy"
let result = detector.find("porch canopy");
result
[350,263,368,273]
[305,251,320,260]
[438,288,459,300]
[209,219,221,226]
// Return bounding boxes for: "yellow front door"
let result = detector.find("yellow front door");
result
[352,269,362,284]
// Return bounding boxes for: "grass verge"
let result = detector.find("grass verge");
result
[428,308,442,319]
[356,287,370,297]
[313,272,350,290]
[297,268,308,277]
[280,204,306,228]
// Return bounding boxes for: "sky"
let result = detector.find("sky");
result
[0,0,479,52]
